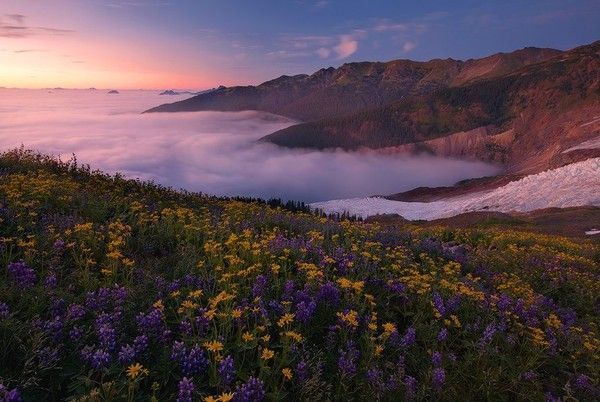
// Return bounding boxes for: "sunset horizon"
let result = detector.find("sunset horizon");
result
[2,0,599,89]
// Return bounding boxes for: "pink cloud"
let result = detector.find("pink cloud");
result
[334,35,358,59]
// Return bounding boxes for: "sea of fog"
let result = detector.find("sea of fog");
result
[0,88,501,202]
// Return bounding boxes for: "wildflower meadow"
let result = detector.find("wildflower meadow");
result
[0,149,598,401]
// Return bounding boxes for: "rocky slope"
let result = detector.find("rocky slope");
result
[144,47,561,121]
[262,41,600,173]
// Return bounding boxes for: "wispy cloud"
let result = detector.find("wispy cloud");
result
[315,47,331,58]
[104,1,172,8]
[0,14,75,38]
[269,13,441,62]
[402,41,417,53]
[5,14,25,24]
[13,49,46,53]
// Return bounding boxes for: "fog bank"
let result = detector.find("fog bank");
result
[0,89,501,202]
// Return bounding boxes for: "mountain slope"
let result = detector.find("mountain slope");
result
[144,47,561,121]
[261,41,600,172]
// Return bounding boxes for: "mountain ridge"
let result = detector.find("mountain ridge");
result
[144,46,562,121]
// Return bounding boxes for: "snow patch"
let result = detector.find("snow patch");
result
[585,229,600,236]
[311,158,600,220]
[562,136,600,153]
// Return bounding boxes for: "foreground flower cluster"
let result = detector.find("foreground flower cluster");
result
[0,149,598,401]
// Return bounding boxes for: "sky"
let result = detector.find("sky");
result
[1,0,599,89]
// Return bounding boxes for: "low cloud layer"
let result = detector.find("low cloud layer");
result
[0,89,500,202]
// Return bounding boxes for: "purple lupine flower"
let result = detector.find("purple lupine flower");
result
[296,360,309,383]
[0,302,9,319]
[167,279,181,294]
[90,349,111,370]
[432,367,445,390]
[496,294,512,312]
[445,294,461,314]
[282,280,295,300]
[53,239,65,251]
[133,334,148,354]
[97,324,116,351]
[234,376,265,402]
[218,355,235,387]
[181,345,208,376]
[294,287,312,306]
[366,368,386,394]
[44,272,58,288]
[404,376,417,400]
[338,340,359,378]
[194,309,210,337]
[295,300,316,324]
[437,328,448,342]
[0,385,23,402]
[317,281,340,306]
[432,292,446,317]
[171,341,187,362]
[478,323,497,350]
[7,260,36,288]
[252,275,268,298]
[267,300,283,316]
[136,308,164,338]
[44,316,64,341]
[400,327,416,348]
[67,304,86,321]
[118,344,136,364]
[431,351,442,367]
[176,377,195,402]
[387,280,407,295]
[573,373,599,397]
[80,345,94,363]
[179,320,193,337]
[69,326,84,342]
[557,307,577,328]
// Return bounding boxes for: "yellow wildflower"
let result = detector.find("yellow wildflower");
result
[153,299,164,311]
[204,340,224,353]
[219,392,235,402]
[242,332,255,343]
[277,313,295,327]
[336,310,359,328]
[126,363,147,380]
[282,368,293,380]
[284,330,304,343]
[260,348,274,360]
